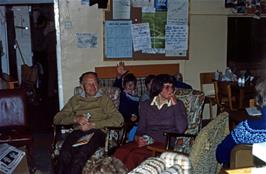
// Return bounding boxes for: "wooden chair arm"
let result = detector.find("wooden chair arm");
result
[164,132,197,150]
[104,125,127,156]
[51,124,126,157]
[51,124,74,150]
[146,145,171,156]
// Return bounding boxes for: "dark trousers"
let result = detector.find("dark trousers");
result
[58,129,106,174]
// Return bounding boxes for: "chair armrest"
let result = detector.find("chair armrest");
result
[103,125,126,156]
[52,124,74,150]
[164,132,197,150]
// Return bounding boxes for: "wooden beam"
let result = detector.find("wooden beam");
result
[95,64,179,79]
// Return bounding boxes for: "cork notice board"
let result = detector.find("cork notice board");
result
[104,0,190,61]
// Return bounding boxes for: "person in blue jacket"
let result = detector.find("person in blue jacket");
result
[216,78,266,167]
[118,73,140,141]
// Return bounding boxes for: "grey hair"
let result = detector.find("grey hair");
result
[256,78,266,107]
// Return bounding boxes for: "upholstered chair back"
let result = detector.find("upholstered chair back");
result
[98,77,146,97]
[0,89,28,128]
[173,89,205,153]
[189,112,229,174]
[0,89,32,158]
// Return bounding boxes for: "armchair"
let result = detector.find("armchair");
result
[150,89,204,154]
[51,86,126,170]
[148,112,229,174]
[0,89,33,166]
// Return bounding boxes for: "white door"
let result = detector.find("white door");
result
[13,6,32,83]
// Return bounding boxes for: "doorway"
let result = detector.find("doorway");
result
[1,4,59,130]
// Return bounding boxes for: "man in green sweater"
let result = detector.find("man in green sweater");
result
[54,71,124,174]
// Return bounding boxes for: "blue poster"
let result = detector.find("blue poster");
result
[105,21,133,58]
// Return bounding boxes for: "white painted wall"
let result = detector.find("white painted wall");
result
[58,0,231,107]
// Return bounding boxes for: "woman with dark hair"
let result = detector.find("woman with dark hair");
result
[216,77,266,167]
[114,74,188,171]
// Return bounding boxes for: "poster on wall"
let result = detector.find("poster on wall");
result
[104,20,133,58]
[141,9,166,54]
[76,33,98,48]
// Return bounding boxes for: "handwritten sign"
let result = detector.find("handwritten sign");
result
[132,23,151,51]
[165,24,188,51]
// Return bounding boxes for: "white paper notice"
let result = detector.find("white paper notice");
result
[166,49,187,57]
[165,25,188,51]
[167,0,188,25]
[76,33,98,48]
[132,23,151,51]
[113,0,131,19]
[131,0,154,8]
[105,21,133,58]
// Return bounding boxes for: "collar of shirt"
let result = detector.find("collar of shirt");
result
[80,90,102,98]
[125,92,139,102]
[150,96,173,110]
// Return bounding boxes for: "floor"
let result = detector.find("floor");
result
[28,95,59,174]
[31,132,54,174]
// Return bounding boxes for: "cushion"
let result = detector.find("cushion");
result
[160,165,182,174]
[128,157,166,174]
[189,112,229,174]
[160,152,191,171]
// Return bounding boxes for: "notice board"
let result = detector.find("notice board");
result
[104,0,190,60]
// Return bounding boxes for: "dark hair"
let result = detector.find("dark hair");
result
[150,74,175,99]
[79,71,98,83]
[145,75,156,87]
[122,73,137,87]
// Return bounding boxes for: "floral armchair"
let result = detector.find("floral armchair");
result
[142,112,229,174]
[148,88,205,156]
[167,89,205,154]
[51,86,126,170]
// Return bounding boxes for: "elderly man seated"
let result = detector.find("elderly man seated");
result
[53,71,124,174]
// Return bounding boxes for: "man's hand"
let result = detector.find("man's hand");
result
[74,115,95,131]
[170,93,177,105]
[137,136,147,147]
[79,121,95,131]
